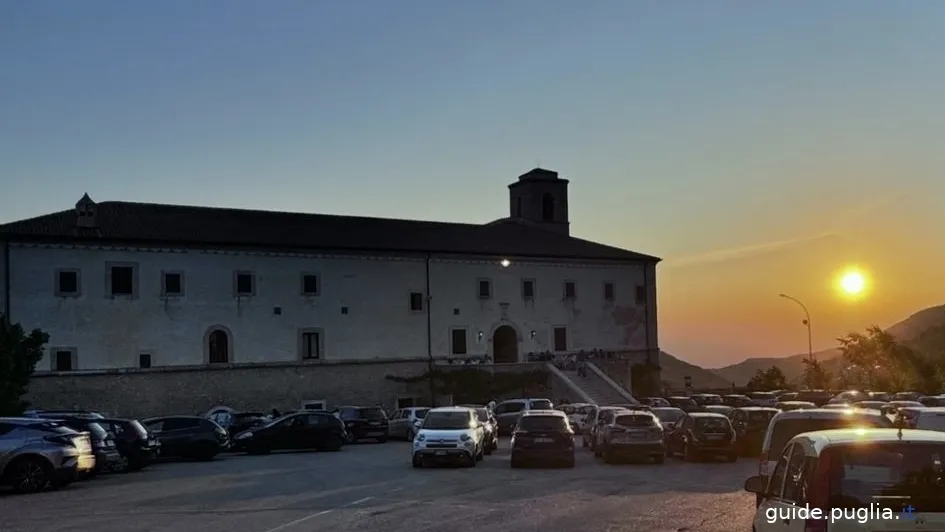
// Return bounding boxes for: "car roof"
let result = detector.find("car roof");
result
[428,406,474,413]
[792,428,945,454]
[522,409,565,417]
[0,417,67,425]
[771,408,884,420]
[649,407,684,411]
[689,412,727,418]
[735,407,778,411]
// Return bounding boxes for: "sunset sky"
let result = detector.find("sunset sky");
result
[3,2,944,368]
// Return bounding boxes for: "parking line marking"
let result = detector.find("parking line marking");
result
[261,510,333,532]
[345,497,374,506]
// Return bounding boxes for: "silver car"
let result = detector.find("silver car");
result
[0,417,96,493]
[388,407,430,440]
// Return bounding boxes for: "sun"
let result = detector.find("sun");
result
[838,269,867,296]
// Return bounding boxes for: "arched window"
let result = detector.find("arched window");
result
[541,193,555,221]
[208,329,229,364]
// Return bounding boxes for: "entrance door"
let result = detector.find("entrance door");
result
[492,326,518,364]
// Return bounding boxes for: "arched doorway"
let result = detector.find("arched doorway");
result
[207,329,230,364]
[492,325,518,364]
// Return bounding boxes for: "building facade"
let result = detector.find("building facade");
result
[0,168,660,415]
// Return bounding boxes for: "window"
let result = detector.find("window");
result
[563,281,576,300]
[604,282,615,301]
[55,269,80,296]
[301,274,319,296]
[162,272,183,296]
[496,401,525,415]
[53,349,75,371]
[635,284,646,305]
[477,279,492,300]
[767,443,793,497]
[409,292,424,312]
[451,328,467,355]
[235,272,255,296]
[522,279,535,300]
[553,327,567,352]
[109,265,136,296]
[139,353,152,369]
[782,444,809,503]
[300,330,321,360]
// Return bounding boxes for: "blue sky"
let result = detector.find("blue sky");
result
[3,1,945,365]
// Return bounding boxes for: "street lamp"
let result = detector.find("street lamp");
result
[779,293,813,361]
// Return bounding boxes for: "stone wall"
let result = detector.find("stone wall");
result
[26,360,555,418]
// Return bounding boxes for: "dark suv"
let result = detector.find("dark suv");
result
[97,418,160,471]
[510,410,575,468]
[142,416,229,461]
[334,406,389,443]
[667,412,737,462]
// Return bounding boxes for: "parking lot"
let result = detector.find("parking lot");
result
[1,438,757,532]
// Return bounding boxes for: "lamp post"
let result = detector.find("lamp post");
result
[779,293,813,362]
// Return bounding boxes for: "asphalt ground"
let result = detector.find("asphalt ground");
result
[0,438,758,532]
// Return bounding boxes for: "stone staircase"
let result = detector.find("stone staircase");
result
[555,367,630,405]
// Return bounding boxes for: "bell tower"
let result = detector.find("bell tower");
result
[508,168,570,235]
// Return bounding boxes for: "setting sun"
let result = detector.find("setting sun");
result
[838,269,867,296]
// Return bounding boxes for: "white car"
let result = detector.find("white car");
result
[559,403,593,433]
[411,407,485,468]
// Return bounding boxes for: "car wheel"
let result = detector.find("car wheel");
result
[476,445,484,461]
[411,453,423,468]
[346,432,356,444]
[7,457,52,494]
[466,453,477,467]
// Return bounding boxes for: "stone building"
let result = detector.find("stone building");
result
[0,168,661,416]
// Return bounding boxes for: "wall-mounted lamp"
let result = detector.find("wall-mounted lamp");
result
[500,259,511,268]
[529,330,537,339]
[477,330,484,343]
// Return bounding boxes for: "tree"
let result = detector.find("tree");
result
[837,325,938,393]
[746,365,788,391]
[0,315,48,416]
[801,357,832,389]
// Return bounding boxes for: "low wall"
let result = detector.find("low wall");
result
[26,360,554,418]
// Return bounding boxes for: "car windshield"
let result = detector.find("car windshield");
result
[652,409,685,423]
[560,405,576,414]
[769,416,892,457]
[496,401,525,414]
[423,411,471,430]
[749,393,775,399]
[414,408,429,418]
[530,399,553,410]
[357,408,386,420]
[615,414,655,427]
[826,442,945,512]
[747,410,776,423]
[86,422,108,439]
[129,420,149,438]
[518,415,568,430]
[695,417,730,432]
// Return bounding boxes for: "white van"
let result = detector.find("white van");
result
[758,408,892,478]
[745,428,945,531]
[911,406,945,432]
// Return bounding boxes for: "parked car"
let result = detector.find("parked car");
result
[746,392,778,407]
[142,416,229,461]
[729,407,778,457]
[559,403,594,433]
[234,411,346,454]
[96,418,160,471]
[31,413,121,475]
[388,407,430,440]
[910,406,945,432]
[334,406,389,443]
[411,407,484,468]
[757,408,893,480]
[704,405,734,417]
[510,410,575,468]
[0,417,96,493]
[666,412,737,462]
[918,395,945,407]
[596,410,664,464]
[791,390,833,406]
[649,406,686,445]
[457,405,498,454]
[690,394,723,406]
[641,397,671,408]
[745,428,945,531]
[585,406,628,451]
[493,398,553,435]
[722,395,752,408]
[666,396,701,412]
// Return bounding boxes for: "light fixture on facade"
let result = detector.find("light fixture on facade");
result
[500,259,511,267]
[530,330,536,339]
[477,330,484,342]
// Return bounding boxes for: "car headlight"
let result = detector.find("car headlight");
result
[416,433,425,442]
[236,432,252,440]
[460,433,470,441]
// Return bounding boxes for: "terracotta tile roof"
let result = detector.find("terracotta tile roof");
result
[0,201,659,262]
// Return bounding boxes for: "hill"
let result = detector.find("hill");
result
[658,351,733,390]
[709,304,945,386]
